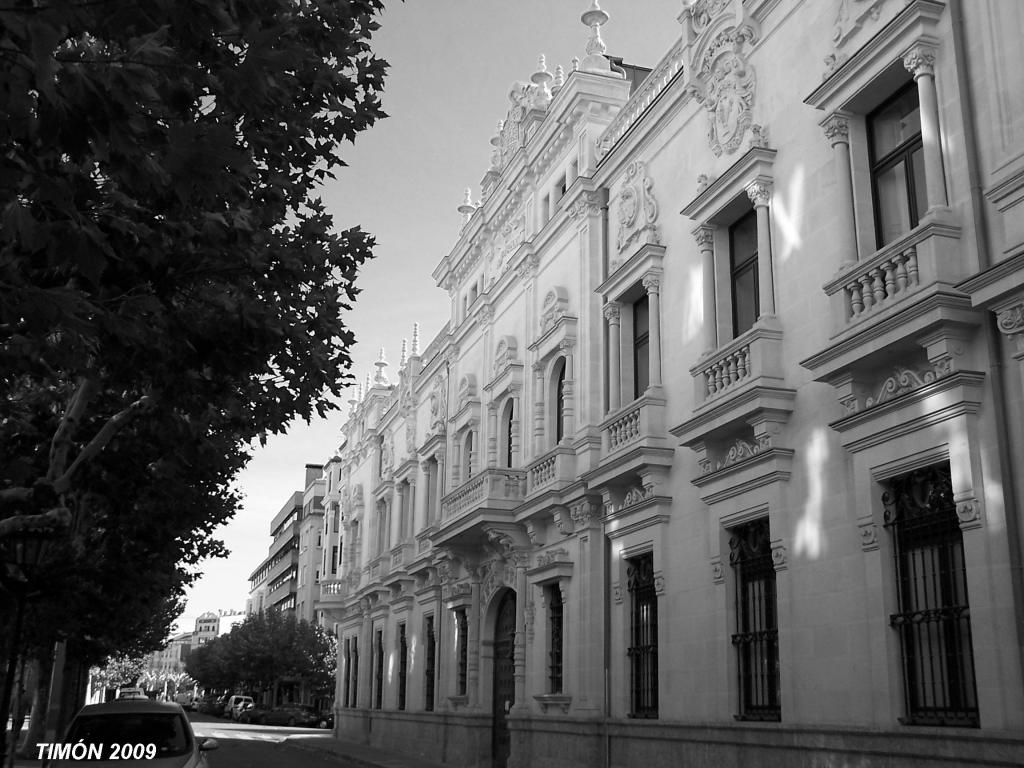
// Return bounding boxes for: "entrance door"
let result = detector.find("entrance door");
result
[491,591,516,768]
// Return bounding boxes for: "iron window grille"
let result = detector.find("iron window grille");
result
[398,623,408,711]
[883,464,979,727]
[730,517,780,721]
[374,628,384,710]
[456,607,469,696]
[350,637,359,708]
[425,615,437,711]
[626,552,658,718]
[547,585,564,693]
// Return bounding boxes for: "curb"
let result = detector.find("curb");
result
[283,735,389,768]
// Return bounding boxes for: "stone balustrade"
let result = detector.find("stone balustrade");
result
[597,40,685,158]
[691,320,785,407]
[440,467,527,523]
[606,403,641,450]
[823,220,962,335]
[526,445,575,495]
[530,454,557,489]
[600,393,667,456]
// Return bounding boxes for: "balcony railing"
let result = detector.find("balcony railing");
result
[527,446,575,495]
[440,467,527,523]
[691,321,785,408]
[600,392,667,456]
[823,220,962,336]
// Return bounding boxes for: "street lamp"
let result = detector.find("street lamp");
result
[1,525,56,765]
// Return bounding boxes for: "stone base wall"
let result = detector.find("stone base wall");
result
[508,716,1024,768]
[335,707,493,767]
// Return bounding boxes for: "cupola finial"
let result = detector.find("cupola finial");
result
[581,1,615,74]
[374,346,390,386]
[411,322,421,356]
[531,54,553,108]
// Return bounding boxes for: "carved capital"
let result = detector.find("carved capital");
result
[693,225,715,251]
[771,540,787,571]
[996,302,1024,336]
[602,302,621,323]
[903,44,936,79]
[641,273,661,293]
[858,520,879,551]
[956,499,983,530]
[746,180,772,207]
[822,114,850,146]
[711,557,724,585]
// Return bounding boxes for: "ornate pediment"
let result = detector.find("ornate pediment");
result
[539,287,570,335]
[493,336,519,377]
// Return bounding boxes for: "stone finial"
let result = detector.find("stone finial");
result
[373,346,390,386]
[411,322,421,356]
[531,55,554,108]
[458,187,476,225]
[571,56,580,71]
[400,338,408,369]
[364,372,371,395]
[553,64,565,92]
[348,385,360,413]
[581,1,613,74]
[489,121,503,170]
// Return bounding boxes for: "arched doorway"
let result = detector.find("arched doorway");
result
[491,590,516,768]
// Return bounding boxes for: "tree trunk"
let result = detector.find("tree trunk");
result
[22,652,51,755]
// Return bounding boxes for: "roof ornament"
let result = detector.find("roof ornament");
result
[553,64,566,93]
[411,322,421,356]
[581,1,613,74]
[458,187,476,226]
[531,54,553,108]
[374,346,390,386]
[364,372,371,395]
[348,385,361,414]
[399,338,408,369]
[489,121,504,171]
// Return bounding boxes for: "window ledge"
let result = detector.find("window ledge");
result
[533,694,572,714]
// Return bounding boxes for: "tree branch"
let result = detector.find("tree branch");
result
[47,376,97,485]
[0,506,72,539]
[54,394,154,493]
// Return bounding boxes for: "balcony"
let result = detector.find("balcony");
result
[586,391,673,490]
[526,445,576,496]
[435,467,527,544]
[265,577,296,609]
[672,318,796,474]
[803,218,977,386]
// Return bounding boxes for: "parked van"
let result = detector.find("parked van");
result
[224,695,253,720]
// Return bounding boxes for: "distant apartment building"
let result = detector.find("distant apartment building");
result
[248,465,325,623]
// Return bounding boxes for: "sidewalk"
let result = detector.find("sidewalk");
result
[284,733,448,768]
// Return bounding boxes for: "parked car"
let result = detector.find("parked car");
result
[262,704,319,727]
[43,700,218,767]
[174,692,194,710]
[115,687,147,700]
[225,694,253,720]
[317,709,334,730]
[236,702,271,724]
[195,696,222,716]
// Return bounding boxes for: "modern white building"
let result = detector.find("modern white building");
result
[318,1,1024,766]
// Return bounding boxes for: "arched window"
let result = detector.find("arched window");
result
[553,358,567,444]
[501,399,515,468]
[463,430,474,480]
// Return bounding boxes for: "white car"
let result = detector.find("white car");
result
[44,700,218,767]
[115,687,147,700]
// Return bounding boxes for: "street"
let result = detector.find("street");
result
[189,713,346,768]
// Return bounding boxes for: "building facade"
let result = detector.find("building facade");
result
[318,1,1024,766]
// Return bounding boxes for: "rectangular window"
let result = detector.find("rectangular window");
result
[869,84,927,247]
[730,517,780,721]
[884,464,978,726]
[331,545,338,575]
[456,608,469,696]
[633,294,650,399]
[374,628,384,710]
[729,209,759,338]
[398,623,408,711]
[627,552,658,718]
[424,615,437,711]
[547,585,564,694]
[349,637,359,708]
[342,638,352,708]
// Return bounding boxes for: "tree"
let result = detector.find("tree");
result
[0,0,389,744]
[90,655,145,693]
[186,613,335,702]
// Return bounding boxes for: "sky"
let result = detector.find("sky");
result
[174,0,683,634]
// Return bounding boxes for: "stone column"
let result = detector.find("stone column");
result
[468,578,481,708]
[394,485,405,544]
[694,226,718,354]
[604,302,622,411]
[532,364,545,454]
[746,181,776,317]
[642,273,663,389]
[487,403,498,468]
[512,560,528,712]
[420,460,434,526]
[822,113,859,267]
[904,45,947,212]
[510,392,522,462]
[559,341,576,441]
[451,439,461,487]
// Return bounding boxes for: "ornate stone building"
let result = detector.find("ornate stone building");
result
[318,1,1024,766]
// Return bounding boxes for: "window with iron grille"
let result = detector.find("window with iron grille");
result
[350,637,359,708]
[883,464,978,727]
[626,552,658,718]
[729,517,780,721]
[374,628,384,709]
[456,607,469,696]
[547,585,564,693]
[398,622,408,711]
[424,615,437,711]
[342,638,351,708]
